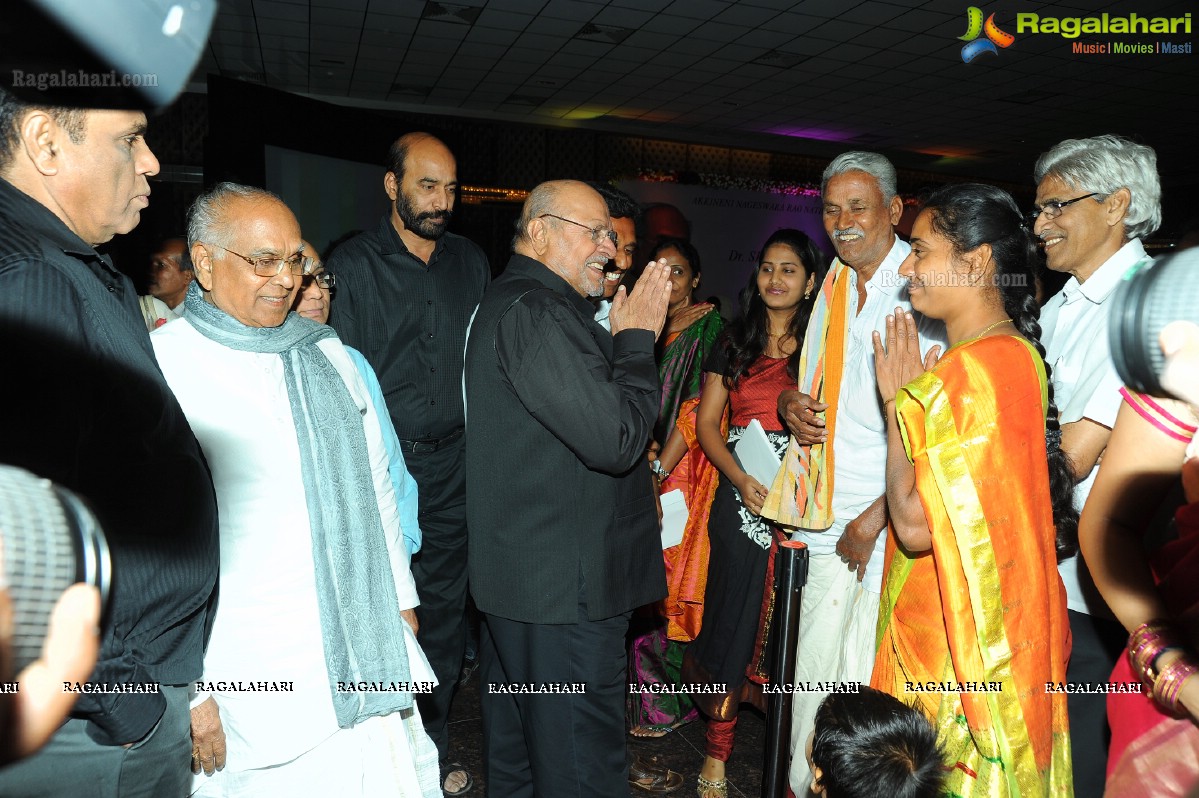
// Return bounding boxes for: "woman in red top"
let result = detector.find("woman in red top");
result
[681,229,828,798]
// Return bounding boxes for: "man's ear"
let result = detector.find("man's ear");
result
[191,243,214,291]
[19,110,61,176]
[1105,187,1131,230]
[384,171,399,202]
[887,194,903,227]
[527,217,551,257]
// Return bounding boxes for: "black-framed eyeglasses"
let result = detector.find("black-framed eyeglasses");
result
[1027,193,1102,223]
[215,245,312,277]
[538,213,618,245]
[301,272,335,290]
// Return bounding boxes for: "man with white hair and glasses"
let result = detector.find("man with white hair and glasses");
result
[1033,134,1162,796]
[152,182,439,797]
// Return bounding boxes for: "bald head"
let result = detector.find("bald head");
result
[515,180,617,298]
[513,180,569,253]
[386,132,453,184]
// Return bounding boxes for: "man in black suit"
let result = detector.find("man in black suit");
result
[464,180,672,796]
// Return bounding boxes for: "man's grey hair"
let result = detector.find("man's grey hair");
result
[821,151,898,201]
[511,181,566,251]
[1034,135,1161,240]
[186,182,283,251]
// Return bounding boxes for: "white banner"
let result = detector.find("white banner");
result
[615,181,833,316]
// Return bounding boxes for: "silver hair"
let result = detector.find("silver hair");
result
[186,182,284,251]
[821,151,898,200]
[1033,135,1161,240]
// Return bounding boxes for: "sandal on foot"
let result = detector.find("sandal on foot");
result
[442,763,473,797]
[629,724,677,739]
[629,752,683,794]
[696,774,728,798]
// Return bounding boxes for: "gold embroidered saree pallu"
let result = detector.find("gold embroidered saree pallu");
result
[871,336,1072,797]
[762,259,851,529]
[661,396,722,642]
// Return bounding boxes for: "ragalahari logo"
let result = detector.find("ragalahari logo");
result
[958,7,1016,62]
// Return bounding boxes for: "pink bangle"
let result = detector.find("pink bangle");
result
[1152,658,1199,714]
[1129,620,1178,686]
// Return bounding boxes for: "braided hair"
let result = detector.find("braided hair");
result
[920,183,1079,560]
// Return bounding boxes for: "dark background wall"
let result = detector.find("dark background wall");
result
[108,75,1197,291]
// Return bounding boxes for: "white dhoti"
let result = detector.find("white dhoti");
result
[193,704,440,798]
[787,552,881,796]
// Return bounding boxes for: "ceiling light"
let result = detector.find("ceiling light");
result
[573,22,633,44]
[420,2,481,25]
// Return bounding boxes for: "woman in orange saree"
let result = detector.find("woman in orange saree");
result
[871,184,1074,796]
[627,238,723,738]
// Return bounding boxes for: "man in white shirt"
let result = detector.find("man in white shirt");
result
[146,237,193,310]
[1033,134,1162,797]
[772,152,945,796]
[152,183,439,797]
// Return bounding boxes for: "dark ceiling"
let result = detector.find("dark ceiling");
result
[196,0,1199,190]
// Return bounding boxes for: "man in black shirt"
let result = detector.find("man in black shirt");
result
[326,132,488,796]
[0,90,218,796]
[464,180,672,796]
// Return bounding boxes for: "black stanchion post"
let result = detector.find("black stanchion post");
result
[762,540,809,798]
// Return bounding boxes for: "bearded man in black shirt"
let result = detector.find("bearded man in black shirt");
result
[325,132,488,797]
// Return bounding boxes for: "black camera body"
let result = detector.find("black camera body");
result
[1109,249,1199,399]
[0,466,111,673]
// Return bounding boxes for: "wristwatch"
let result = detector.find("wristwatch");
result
[650,459,670,480]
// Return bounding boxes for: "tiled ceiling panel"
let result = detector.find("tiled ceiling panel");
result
[194,0,1199,186]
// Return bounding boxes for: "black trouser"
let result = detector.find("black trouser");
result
[0,685,191,797]
[1065,609,1127,797]
[405,436,469,765]
[480,603,631,798]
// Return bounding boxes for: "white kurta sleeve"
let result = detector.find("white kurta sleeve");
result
[320,340,420,612]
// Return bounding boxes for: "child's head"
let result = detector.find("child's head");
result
[808,687,944,798]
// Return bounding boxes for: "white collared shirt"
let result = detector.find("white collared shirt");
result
[792,237,947,594]
[594,298,612,331]
[1040,237,1149,616]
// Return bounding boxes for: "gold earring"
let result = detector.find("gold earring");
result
[804,289,812,299]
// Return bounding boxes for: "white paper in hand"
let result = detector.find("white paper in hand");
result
[734,419,782,487]
[659,489,689,549]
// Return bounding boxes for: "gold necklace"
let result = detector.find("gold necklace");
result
[969,318,1013,339]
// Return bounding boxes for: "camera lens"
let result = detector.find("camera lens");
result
[1109,250,1199,398]
[0,466,111,673]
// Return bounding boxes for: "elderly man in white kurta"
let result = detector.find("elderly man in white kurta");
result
[151,182,440,797]
[767,152,946,796]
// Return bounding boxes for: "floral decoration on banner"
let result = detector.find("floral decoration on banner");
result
[625,169,923,204]
[629,169,822,197]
